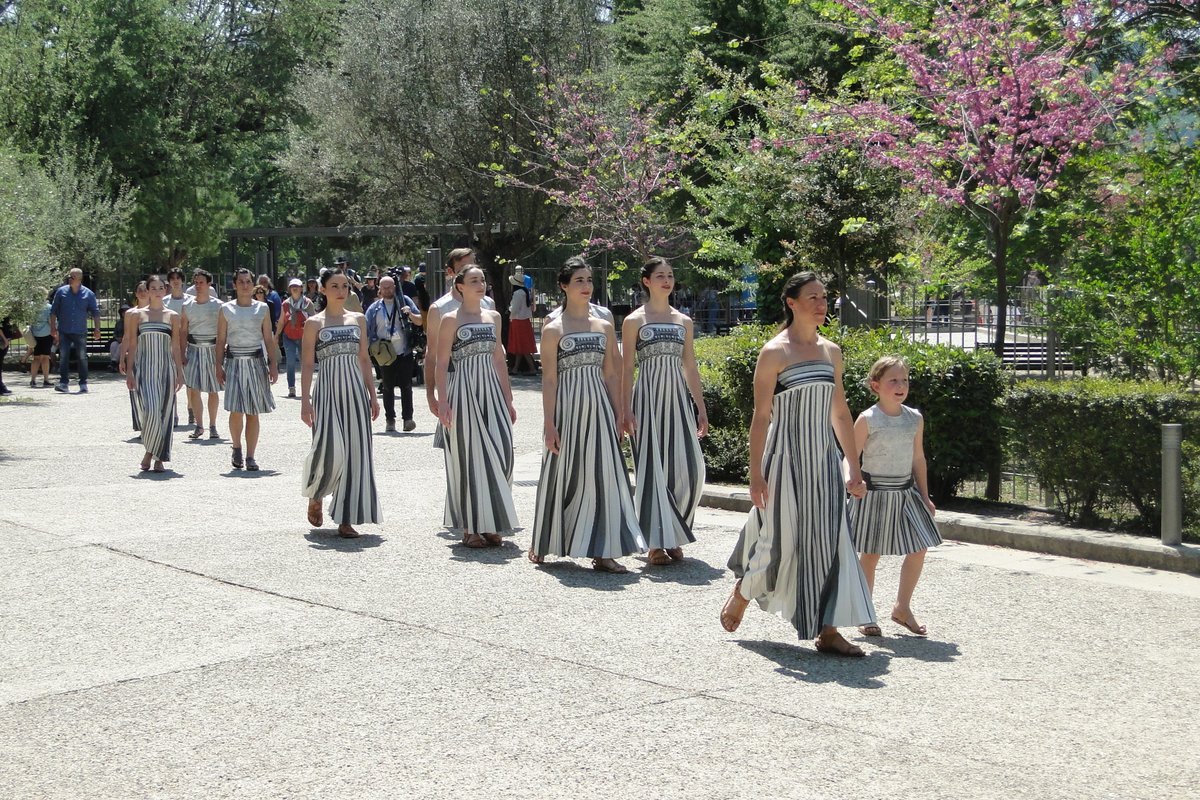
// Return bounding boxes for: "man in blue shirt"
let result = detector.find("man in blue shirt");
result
[257,274,283,334]
[366,276,423,433]
[49,268,101,393]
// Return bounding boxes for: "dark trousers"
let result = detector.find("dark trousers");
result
[379,352,415,422]
[58,333,88,387]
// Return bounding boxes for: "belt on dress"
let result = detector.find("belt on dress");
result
[226,346,264,358]
[188,335,216,345]
[862,472,914,491]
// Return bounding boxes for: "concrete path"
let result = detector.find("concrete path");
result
[2,373,1198,799]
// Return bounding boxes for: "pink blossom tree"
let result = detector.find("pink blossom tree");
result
[494,71,691,262]
[805,0,1167,355]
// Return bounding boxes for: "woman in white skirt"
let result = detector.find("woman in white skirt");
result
[300,271,381,538]
[216,268,278,471]
[123,275,184,472]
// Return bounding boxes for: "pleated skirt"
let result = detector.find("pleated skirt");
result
[442,353,519,536]
[848,474,942,555]
[134,332,176,462]
[223,348,276,415]
[631,356,704,549]
[301,353,381,525]
[531,366,646,558]
[184,342,220,393]
[728,390,876,639]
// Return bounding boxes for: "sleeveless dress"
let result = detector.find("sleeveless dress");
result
[847,405,942,555]
[727,360,876,639]
[183,296,221,393]
[134,320,177,462]
[221,301,275,415]
[431,293,496,450]
[532,332,646,559]
[631,322,705,549]
[301,324,382,525]
[442,322,519,537]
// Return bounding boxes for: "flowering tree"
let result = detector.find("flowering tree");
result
[804,0,1165,354]
[495,72,692,262]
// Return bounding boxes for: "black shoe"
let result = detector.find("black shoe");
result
[231,448,243,469]
[245,456,259,471]
[54,384,68,393]
[78,384,88,393]
[0,387,12,396]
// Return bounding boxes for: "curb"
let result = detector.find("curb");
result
[700,485,1200,576]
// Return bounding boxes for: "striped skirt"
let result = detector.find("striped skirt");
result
[223,348,276,415]
[184,337,220,393]
[301,352,381,525]
[847,473,942,556]
[531,365,646,559]
[631,355,704,549]
[134,328,176,461]
[442,353,519,537]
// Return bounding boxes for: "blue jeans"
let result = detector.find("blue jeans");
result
[58,333,88,387]
[281,335,301,389]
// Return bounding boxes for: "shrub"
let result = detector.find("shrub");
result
[691,324,1007,500]
[1005,379,1200,532]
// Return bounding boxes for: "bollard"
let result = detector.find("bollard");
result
[1161,424,1183,546]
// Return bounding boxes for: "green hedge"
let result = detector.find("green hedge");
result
[1006,380,1200,532]
[693,325,1007,500]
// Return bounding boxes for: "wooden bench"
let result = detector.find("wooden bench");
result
[979,341,1076,370]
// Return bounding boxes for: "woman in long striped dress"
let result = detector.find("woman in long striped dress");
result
[123,275,184,473]
[300,271,381,538]
[720,272,876,657]
[530,257,646,573]
[620,257,708,566]
[119,281,150,432]
[216,268,278,471]
[435,265,519,548]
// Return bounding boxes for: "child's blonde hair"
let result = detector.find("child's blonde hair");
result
[863,355,909,395]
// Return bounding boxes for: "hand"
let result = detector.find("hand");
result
[174,374,183,392]
[118,358,127,376]
[923,496,937,517]
[300,399,314,428]
[51,331,59,344]
[846,473,867,499]
[696,409,709,438]
[268,364,278,384]
[426,391,438,417]
[370,396,380,421]
[750,474,769,509]
[544,425,560,455]
[623,410,637,438]
[437,400,454,428]
[126,373,135,391]
[508,402,517,424]
[216,364,225,388]
[92,328,101,342]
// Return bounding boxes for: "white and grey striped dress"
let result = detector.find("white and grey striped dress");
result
[631,322,704,549]
[532,332,646,559]
[182,297,221,393]
[728,360,876,639]
[847,404,942,555]
[442,322,519,537]
[301,324,381,525]
[431,292,496,450]
[134,320,177,462]
[221,301,275,415]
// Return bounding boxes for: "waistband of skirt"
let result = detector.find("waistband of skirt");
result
[225,347,264,358]
[862,472,914,491]
[188,335,216,345]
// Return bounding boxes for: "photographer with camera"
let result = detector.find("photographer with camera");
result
[365,275,423,433]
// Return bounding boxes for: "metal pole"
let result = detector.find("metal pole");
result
[1161,424,1183,546]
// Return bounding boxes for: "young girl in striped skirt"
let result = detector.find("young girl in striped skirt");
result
[216,268,279,471]
[620,256,708,565]
[847,356,942,637]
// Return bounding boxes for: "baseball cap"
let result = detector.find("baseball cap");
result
[288,278,303,288]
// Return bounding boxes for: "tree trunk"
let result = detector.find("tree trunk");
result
[984,216,1014,501]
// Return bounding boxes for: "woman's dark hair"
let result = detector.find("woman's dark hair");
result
[319,269,341,287]
[641,256,669,284]
[146,274,165,290]
[454,265,483,288]
[166,267,185,281]
[557,255,590,287]
[780,271,823,328]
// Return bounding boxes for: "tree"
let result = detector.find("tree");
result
[801,0,1163,356]
[283,0,605,295]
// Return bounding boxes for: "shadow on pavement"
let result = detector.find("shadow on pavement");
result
[635,557,725,586]
[734,639,892,688]
[447,540,524,564]
[535,559,641,591]
[304,531,386,551]
[131,469,183,480]
[220,469,281,479]
[866,636,961,663]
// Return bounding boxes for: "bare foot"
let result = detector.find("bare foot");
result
[720,580,749,632]
[814,630,866,657]
[139,454,152,471]
[891,609,928,636]
[646,548,672,566]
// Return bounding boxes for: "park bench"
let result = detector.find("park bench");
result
[979,341,1076,370]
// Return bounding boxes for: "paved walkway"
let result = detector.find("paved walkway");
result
[2,373,1198,799]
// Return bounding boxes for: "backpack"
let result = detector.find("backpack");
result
[282,297,309,340]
